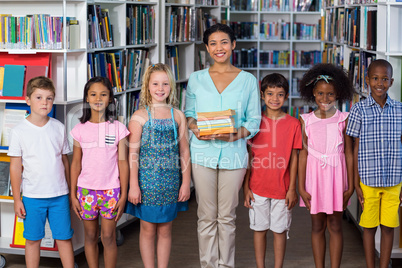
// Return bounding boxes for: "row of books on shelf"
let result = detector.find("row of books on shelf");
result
[230,21,320,41]
[230,0,320,11]
[322,45,344,67]
[259,50,322,68]
[323,7,345,43]
[232,48,258,68]
[126,5,156,46]
[230,22,258,40]
[323,7,376,51]
[195,0,220,4]
[88,5,114,49]
[0,14,79,50]
[348,50,376,95]
[166,6,196,43]
[166,46,180,81]
[195,9,218,42]
[87,49,150,93]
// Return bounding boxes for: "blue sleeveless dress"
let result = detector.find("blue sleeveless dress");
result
[125,107,188,223]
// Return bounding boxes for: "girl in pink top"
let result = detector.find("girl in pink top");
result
[70,77,129,268]
[298,64,354,268]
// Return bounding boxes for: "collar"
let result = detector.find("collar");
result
[366,94,393,107]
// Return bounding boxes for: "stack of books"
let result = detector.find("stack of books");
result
[197,109,237,136]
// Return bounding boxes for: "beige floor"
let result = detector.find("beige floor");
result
[3,192,402,267]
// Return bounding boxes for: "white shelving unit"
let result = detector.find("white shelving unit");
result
[160,0,229,83]
[0,0,160,266]
[227,3,322,112]
[322,0,402,260]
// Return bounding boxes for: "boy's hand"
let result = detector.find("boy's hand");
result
[299,190,311,211]
[14,200,26,219]
[178,184,191,202]
[355,185,364,210]
[114,196,126,222]
[343,190,354,210]
[71,197,82,221]
[243,187,254,209]
[285,189,298,210]
[128,185,141,205]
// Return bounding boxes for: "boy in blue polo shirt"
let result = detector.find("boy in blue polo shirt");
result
[346,59,402,268]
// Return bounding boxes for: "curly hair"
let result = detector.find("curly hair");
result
[139,63,178,109]
[298,63,354,103]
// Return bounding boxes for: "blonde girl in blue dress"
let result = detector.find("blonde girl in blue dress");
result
[126,63,191,268]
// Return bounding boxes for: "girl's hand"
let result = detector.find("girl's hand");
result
[285,189,298,210]
[71,197,82,221]
[342,190,354,210]
[128,186,141,205]
[355,185,364,210]
[178,184,191,202]
[114,196,127,222]
[299,190,311,211]
[14,200,26,219]
[243,187,254,209]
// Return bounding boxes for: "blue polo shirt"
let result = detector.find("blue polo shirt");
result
[346,94,402,187]
[184,69,261,170]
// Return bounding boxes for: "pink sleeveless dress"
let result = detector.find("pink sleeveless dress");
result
[300,110,349,214]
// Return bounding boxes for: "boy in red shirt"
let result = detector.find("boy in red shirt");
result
[244,73,302,268]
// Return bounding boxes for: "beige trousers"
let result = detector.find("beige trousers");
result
[192,164,246,268]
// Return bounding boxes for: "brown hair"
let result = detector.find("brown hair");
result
[26,76,55,98]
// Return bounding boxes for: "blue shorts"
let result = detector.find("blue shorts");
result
[22,194,74,241]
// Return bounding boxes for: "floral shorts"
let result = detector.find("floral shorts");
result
[77,187,120,220]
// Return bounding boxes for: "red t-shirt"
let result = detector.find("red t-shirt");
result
[249,114,302,199]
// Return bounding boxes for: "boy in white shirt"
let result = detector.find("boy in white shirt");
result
[8,76,74,268]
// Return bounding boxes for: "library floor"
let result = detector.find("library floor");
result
[4,192,402,267]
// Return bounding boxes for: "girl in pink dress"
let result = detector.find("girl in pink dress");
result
[298,64,354,268]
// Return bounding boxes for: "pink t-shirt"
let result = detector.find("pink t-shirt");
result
[70,120,130,190]
[249,114,302,199]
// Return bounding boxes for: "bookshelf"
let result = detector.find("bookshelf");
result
[160,0,229,109]
[0,0,160,264]
[322,0,402,260]
[227,0,323,117]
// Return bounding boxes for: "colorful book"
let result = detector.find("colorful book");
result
[2,65,25,97]
[23,65,48,97]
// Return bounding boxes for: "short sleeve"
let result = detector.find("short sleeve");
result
[70,124,81,142]
[346,103,362,138]
[292,120,302,149]
[117,122,130,141]
[7,129,22,157]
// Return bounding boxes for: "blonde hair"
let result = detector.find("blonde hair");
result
[26,76,56,98]
[139,63,178,108]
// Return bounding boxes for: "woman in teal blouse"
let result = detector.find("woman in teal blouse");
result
[185,23,261,268]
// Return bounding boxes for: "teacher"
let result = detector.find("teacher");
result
[185,23,261,268]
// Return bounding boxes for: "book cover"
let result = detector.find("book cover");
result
[23,65,48,97]
[2,65,25,97]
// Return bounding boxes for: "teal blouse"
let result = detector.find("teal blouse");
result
[184,68,261,170]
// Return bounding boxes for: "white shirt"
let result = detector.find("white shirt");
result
[8,118,71,198]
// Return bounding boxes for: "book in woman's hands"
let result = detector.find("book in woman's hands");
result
[197,109,237,136]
